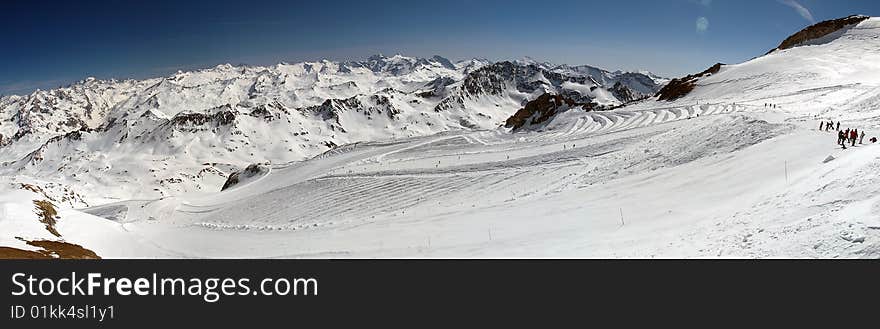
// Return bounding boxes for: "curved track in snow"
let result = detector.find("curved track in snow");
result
[119,103,752,233]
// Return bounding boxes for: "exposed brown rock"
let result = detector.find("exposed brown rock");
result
[33,200,61,237]
[19,183,48,198]
[0,247,50,259]
[771,15,869,53]
[504,93,582,131]
[221,164,268,191]
[0,240,100,259]
[655,63,724,102]
[25,240,100,259]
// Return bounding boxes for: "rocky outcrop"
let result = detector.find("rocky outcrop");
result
[771,15,869,53]
[221,164,268,191]
[655,63,724,101]
[303,94,400,123]
[655,15,868,102]
[417,77,456,98]
[169,107,237,131]
[435,61,665,112]
[248,102,288,121]
[14,127,94,166]
[504,93,583,131]
[610,82,641,103]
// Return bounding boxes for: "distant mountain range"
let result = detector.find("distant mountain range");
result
[0,54,667,204]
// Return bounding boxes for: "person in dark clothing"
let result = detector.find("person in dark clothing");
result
[851,129,858,146]
[837,122,841,131]
[860,131,866,144]
[838,130,845,145]
[828,121,834,131]
[820,121,824,130]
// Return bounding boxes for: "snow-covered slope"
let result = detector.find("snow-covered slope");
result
[0,55,664,205]
[6,16,880,258]
[644,15,880,123]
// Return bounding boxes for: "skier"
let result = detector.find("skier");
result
[860,131,866,144]
[836,122,841,131]
[819,121,824,130]
[837,130,845,145]
[851,129,858,147]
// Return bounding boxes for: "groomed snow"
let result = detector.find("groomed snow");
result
[3,19,880,258]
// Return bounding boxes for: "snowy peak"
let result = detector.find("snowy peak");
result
[351,54,459,75]
[515,56,555,70]
[455,58,492,75]
[430,55,456,70]
[438,60,664,113]
[0,54,669,202]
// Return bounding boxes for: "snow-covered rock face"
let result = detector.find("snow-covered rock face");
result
[770,15,870,53]
[504,93,585,131]
[0,55,664,204]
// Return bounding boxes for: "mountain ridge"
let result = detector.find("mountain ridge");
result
[0,54,666,204]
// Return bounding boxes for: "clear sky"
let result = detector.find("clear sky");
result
[1,0,878,95]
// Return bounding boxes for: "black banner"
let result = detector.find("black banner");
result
[0,260,876,327]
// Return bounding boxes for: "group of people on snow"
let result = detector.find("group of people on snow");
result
[819,120,839,132]
[821,120,869,149]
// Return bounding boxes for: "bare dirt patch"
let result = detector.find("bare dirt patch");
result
[0,239,101,259]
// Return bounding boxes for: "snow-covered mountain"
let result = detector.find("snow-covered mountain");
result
[648,14,880,119]
[8,15,880,259]
[0,55,664,205]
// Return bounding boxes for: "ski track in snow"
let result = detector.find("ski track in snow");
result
[72,102,833,258]
[6,18,880,258]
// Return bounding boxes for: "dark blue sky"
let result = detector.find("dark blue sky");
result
[1,0,878,95]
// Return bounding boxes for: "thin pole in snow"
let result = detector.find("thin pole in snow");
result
[785,161,789,184]
[619,208,625,226]
[488,228,493,241]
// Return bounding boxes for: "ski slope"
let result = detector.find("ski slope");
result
[64,100,876,258]
[4,17,880,258]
